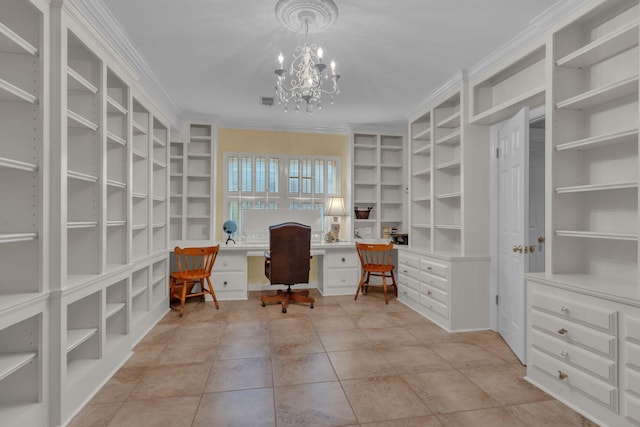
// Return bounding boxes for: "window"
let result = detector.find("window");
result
[224,152,340,232]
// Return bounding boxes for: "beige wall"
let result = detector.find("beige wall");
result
[216,128,347,284]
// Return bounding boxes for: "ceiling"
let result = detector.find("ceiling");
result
[103,0,561,132]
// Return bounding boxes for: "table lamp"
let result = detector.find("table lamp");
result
[324,197,347,242]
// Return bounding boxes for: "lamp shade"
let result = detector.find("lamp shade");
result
[324,197,347,216]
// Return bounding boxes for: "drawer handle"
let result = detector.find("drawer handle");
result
[427,267,432,271]
[341,257,346,262]
[223,261,229,267]
[427,290,432,296]
[557,328,568,335]
[560,350,568,358]
[558,371,568,381]
[223,281,228,286]
[560,306,569,313]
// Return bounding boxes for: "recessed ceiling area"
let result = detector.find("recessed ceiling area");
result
[104,0,560,130]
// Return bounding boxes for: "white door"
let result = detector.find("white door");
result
[497,107,529,364]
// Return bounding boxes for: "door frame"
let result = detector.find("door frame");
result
[489,105,545,332]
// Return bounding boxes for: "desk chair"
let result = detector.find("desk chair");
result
[170,245,220,316]
[354,242,397,304]
[261,222,314,313]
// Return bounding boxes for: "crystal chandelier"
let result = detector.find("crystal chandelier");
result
[273,0,340,113]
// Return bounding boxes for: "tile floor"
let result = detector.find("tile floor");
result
[69,290,598,427]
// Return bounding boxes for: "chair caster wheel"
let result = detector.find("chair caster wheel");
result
[262,302,266,307]
[310,304,314,309]
[282,307,287,313]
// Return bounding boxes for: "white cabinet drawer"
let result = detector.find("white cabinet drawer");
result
[213,271,245,291]
[398,284,419,303]
[325,267,359,289]
[420,283,448,306]
[419,258,448,278]
[531,309,617,358]
[420,294,449,319]
[530,287,617,334]
[398,263,419,281]
[398,252,419,269]
[625,342,640,372]
[398,274,418,291]
[531,329,616,384]
[625,316,640,342]
[530,348,618,410]
[419,270,449,292]
[627,367,640,395]
[325,250,359,268]
[215,253,245,271]
[625,392,640,425]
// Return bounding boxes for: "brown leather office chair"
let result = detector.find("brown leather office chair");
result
[261,222,314,313]
[170,245,220,316]
[354,242,397,304]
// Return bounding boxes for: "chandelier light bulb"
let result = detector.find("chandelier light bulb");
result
[278,52,284,66]
[317,47,323,59]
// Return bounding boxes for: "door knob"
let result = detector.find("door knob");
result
[524,245,535,253]
[538,236,545,244]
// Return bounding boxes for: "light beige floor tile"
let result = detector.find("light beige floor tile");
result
[222,319,269,337]
[68,402,122,427]
[272,352,337,386]
[342,376,433,423]
[437,407,527,426]
[130,362,211,399]
[268,315,317,334]
[362,327,423,348]
[352,312,397,329]
[460,364,550,405]
[275,381,357,427]
[311,314,359,331]
[270,331,325,354]
[107,396,200,427]
[403,370,500,414]
[88,366,145,404]
[193,388,275,427]
[215,335,271,359]
[205,357,272,392]
[405,324,459,344]
[508,399,600,426]
[360,417,443,427]
[328,348,395,380]
[122,343,165,368]
[154,343,216,365]
[378,345,454,374]
[429,342,510,369]
[318,328,373,351]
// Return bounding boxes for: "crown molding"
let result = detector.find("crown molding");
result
[406,70,464,120]
[347,122,407,135]
[70,0,182,124]
[218,119,347,135]
[466,0,588,81]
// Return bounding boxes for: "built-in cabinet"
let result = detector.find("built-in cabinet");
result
[351,131,405,239]
[170,121,216,245]
[526,1,640,426]
[397,249,489,331]
[402,74,490,331]
[0,1,171,425]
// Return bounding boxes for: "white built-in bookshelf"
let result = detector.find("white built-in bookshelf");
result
[0,1,171,425]
[170,121,216,244]
[351,131,405,239]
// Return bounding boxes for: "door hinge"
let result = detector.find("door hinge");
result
[496,147,500,158]
[495,294,499,305]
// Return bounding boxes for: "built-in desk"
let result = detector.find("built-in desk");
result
[172,241,359,300]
